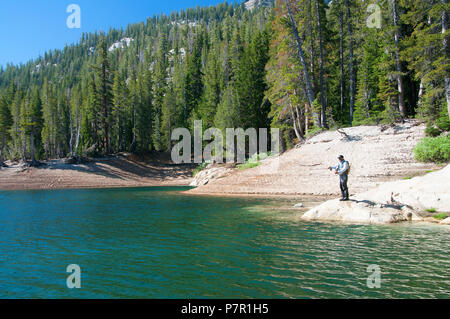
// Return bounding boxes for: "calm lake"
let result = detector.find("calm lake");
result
[0,187,448,299]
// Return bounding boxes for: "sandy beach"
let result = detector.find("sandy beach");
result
[0,153,194,191]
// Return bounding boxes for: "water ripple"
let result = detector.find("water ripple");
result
[0,187,449,298]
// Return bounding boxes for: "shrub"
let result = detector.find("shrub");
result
[236,153,271,170]
[237,162,261,170]
[426,112,450,137]
[433,213,448,220]
[193,162,209,177]
[305,126,325,139]
[425,124,442,137]
[414,136,450,163]
[426,208,437,213]
[436,116,450,132]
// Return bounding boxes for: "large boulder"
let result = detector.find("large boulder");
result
[354,164,450,212]
[190,166,232,187]
[301,199,409,224]
[302,165,450,224]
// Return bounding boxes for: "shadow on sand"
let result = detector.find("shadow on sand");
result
[40,157,196,181]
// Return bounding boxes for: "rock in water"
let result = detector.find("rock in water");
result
[301,199,409,224]
[440,217,450,225]
[294,203,304,208]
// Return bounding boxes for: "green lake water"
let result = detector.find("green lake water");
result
[0,186,448,299]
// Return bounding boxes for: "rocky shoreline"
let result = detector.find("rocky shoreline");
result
[188,122,449,225]
[187,121,438,196]
[0,153,194,191]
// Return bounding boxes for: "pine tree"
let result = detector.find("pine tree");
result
[41,79,57,157]
[161,86,178,151]
[10,88,24,160]
[111,70,128,152]
[127,71,138,152]
[346,0,356,124]
[328,0,347,124]
[198,49,222,128]
[401,0,450,121]
[69,85,82,156]
[353,30,384,125]
[83,73,100,154]
[185,33,204,128]
[136,66,154,152]
[283,0,317,125]
[236,30,271,130]
[0,95,12,162]
[390,0,407,117]
[21,89,43,163]
[152,34,168,151]
[93,33,113,154]
[315,0,329,128]
[214,84,240,133]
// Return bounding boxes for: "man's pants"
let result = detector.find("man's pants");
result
[340,174,349,199]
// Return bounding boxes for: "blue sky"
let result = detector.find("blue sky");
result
[0,0,230,67]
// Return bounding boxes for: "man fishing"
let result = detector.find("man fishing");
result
[328,155,350,201]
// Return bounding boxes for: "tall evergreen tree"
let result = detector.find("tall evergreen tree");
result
[185,33,204,127]
[21,89,43,163]
[152,34,169,151]
[93,33,113,153]
[198,49,222,128]
[0,95,12,162]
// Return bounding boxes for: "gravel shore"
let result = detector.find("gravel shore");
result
[187,121,440,197]
[0,153,194,191]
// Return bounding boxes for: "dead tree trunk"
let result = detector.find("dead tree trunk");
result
[295,105,304,137]
[391,0,406,117]
[284,0,318,126]
[308,0,316,96]
[315,0,328,129]
[74,117,81,156]
[443,0,450,118]
[30,130,35,164]
[339,1,345,114]
[346,0,356,124]
[290,103,302,142]
[0,127,5,163]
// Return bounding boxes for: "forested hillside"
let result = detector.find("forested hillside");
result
[0,0,448,163]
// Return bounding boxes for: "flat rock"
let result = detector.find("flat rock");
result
[440,217,450,225]
[190,166,232,187]
[302,199,409,224]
